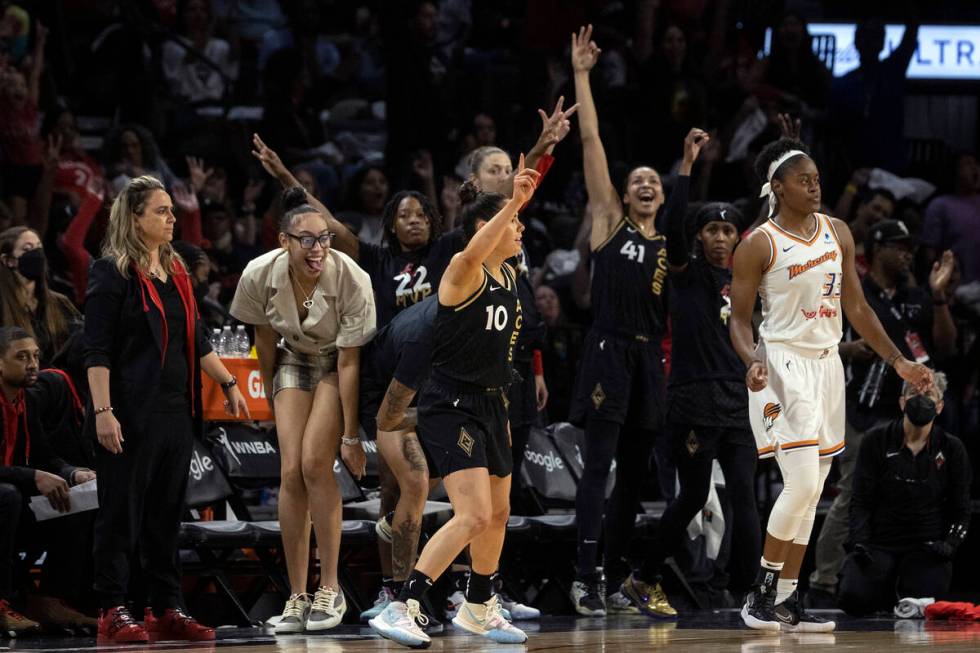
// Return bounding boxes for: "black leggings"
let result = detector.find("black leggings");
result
[575,418,657,579]
[838,547,952,616]
[640,425,760,592]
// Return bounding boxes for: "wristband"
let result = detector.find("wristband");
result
[341,436,360,447]
[220,376,238,391]
[94,405,113,415]
[532,349,544,376]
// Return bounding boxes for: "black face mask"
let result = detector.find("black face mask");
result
[905,394,937,427]
[16,248,47,283]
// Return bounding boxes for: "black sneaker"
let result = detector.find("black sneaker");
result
[420,605,444,635]
[741,584,779,632]
[774,591,836,632]
[570,571,607,617]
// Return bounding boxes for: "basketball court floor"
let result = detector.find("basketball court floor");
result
[8,611,980,652]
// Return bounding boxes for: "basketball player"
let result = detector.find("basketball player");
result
[369,157,539,648]
[568,24,673,617]
[730,137,932,631]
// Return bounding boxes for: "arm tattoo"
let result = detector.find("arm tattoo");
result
[377,379,417,432]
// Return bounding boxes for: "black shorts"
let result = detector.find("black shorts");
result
[417,378,512,478]
[663,420,755,460]
[506,359,537,429]
[570,329,666,430]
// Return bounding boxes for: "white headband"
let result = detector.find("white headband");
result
[758,149,809,218]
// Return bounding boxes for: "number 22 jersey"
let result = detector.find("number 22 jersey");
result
[755,214,844,353]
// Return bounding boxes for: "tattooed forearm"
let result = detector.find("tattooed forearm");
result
[402,433,427,473]
[392,517,422,580]
[377,379,417,432]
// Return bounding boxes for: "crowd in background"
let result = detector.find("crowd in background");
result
[1,0,980,622]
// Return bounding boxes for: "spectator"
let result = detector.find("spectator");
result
[102,124,178,189]
[921,152,980,285]
[753,12,831,112]
[830,17,919,172]
[0,227,81,365]
[454,113,498,178]
[0,21,46,222]
[839,373,970,615]
[337,164,391,245]
[535,283,583,422]
[161,0,238,104]
[40,107,107,208]
[257,0,339,86]
[837,180,897,277]
[0,327,94,635]
[808,220,957,602]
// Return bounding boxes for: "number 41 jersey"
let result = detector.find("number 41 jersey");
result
[430,264,522,389]
[755,214,844,353]
[591,218,668,337]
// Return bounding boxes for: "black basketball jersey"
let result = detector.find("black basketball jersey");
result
[508,248,545,361]
[430,264,522,389]
[359,230,465,327]
[591,218,668,337]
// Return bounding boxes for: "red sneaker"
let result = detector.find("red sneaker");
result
[97,606,148,643]
[145,608,215,641]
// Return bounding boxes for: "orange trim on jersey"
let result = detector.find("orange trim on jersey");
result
[779,439,820,452]
[759,228,778,273]
[823,215,844,253]
[758,445,776,456]
[768,216,821,246]
[819,441,846,456]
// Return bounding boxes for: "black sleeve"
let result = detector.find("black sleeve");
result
[665,175,692,267]
[196,311,212,357]
[0,465,36,487]
[944,435,972,543]
[358,242,384,281]
[392,338,432,391]
[848,427,882,547]
[27,409,77,483]
[83,258,125,369]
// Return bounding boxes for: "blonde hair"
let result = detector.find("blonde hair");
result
[103,175,182,278]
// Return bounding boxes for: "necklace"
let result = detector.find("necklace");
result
[291,274,317,309]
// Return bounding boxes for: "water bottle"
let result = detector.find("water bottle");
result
[219,325,233,358]
[235,325,250,358]
[210,328,221,355]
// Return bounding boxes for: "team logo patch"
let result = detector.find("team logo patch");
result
[591,383,606,409]
[686,431,699,456]
[936,451,946,470]
[763,402,782,432]
[458,428,475,457]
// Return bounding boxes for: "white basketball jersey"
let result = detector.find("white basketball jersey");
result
[755,214,844,353]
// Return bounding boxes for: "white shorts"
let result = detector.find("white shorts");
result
[748,342,846,460]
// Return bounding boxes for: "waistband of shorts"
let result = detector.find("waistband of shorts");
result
[277,344,337,362]
[430,370,506,395]
[766,341,838,360]
[592,326,658,343]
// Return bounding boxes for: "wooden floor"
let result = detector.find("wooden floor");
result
[8,612,980,652]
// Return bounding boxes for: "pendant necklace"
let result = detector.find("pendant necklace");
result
[292,274,316,309]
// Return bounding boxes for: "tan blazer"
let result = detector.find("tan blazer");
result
[230,248,376,354]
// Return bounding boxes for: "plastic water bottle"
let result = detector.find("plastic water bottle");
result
[219,325,233,358]
[210,328,222,355]
[234,325,250,358]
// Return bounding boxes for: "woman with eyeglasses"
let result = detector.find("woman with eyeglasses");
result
[230,187,376,633]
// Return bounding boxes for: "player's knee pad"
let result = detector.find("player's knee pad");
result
[792,457,833,545]
[767,448,820,540]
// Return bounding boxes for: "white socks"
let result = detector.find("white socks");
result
[776,578,798,605]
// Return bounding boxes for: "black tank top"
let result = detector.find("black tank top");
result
[591,218,668,337]
[430,264,522,389]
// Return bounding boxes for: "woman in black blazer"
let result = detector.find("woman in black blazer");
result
[84,175,248,644]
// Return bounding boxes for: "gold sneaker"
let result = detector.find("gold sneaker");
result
[621,573,677,619]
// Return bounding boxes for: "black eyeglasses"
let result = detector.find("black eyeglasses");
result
[285,232,334,249]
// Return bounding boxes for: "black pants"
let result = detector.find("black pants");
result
[0,482,95,606]
[640,424,760,592]
[93,410,193,610]
[575,418,657,582]
[838,546,953,616]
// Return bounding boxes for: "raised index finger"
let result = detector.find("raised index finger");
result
[518,152,525,171]
[553,95,565,116]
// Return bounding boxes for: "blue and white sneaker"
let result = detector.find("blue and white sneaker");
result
[498,591,540,620]
[451,596,528,644]
[369,599,431,649]
[446,590,512,621]
[360,586,395,622]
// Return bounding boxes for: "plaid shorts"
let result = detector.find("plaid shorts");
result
[273,346,338,396]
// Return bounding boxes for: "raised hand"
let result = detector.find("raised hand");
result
[776,112,801,140]
[536,96,580,148]
[928,250,956,299]
[682,128,710,165]
[511,153,540,205]
[412,150,435,181]
[185,156,213,193]
[172,181,199,214]
[571,24,601,73]
[251,133,288,180]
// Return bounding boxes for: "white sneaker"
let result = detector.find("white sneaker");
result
[376,513,393,544]
[452,596,527,644]
[446,590,512,621]
[369,599,431,649]
[307,586,346,631]
[274,594,312,634]
[607,589,640,614]
[360,586,395,622]
[497,592,540,620]
[570,578,607,617]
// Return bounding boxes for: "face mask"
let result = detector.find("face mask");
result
[16,248,46,283]
[905,394,937,427]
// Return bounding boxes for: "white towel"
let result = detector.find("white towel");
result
[894,597,935,619]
